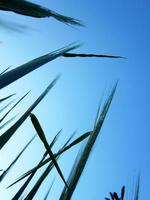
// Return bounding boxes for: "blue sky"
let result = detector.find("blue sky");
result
[0,0,150,199]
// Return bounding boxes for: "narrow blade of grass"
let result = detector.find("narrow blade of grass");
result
[22,132,73,200]
[0,91,30,123]
[23,132,74,200]
[0,115,17,130]
[49,129,62,150]
[0,99,15,114]
[0,43,79,90]
[133,175,140,200]
[30,113,68,188]
[0,75,59,149]
[7,131,91,188]
[59,83,117,200]
[43,178,55,200]
[0,0,83,26]
[0,135,36,182]
[63,53,125,59]
[9,129,62,200]
[24,160,57,200]
[0,94,15,103]
[0,66,11,75]
[121,186,125,200]
[106,186,125,200]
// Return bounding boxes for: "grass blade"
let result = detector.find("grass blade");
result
[0,66,11,76]
[30,113,68,188]
[121,186,125,200]
[23,132,73,200]
[0,99,15,114]
[63,53,125,59]
[0,0,82,26]
[0,115,17,130]
[7,131,91,188]
[0,91,30,123]
[0,135,36,182]
[0,94,15,103]
[24,160,56,200]
[43,178,55,200]
[133,175,140,200]
[49,129,62,150]
[59,83,117,200]
[10,130,62,200]
[0,43,80,90]
[0,75,59,149]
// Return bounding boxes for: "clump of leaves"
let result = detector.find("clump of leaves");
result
[0,1,129,200]
[105,186,125,200]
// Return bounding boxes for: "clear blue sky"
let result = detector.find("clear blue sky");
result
[0,0,150,199]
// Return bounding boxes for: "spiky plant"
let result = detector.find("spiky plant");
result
[0,1,131,200]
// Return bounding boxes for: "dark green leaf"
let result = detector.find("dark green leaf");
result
[0,0,83,26]
[0,91,30,123]
[30,113,68,188]
[10,129,62,200]
[43,178,55,200]
[0,135,36,182]
[59,83,117,200]
[0,75,59,149]
[63,53,125,59]
[0,94,15,103]
[0,66,11,75]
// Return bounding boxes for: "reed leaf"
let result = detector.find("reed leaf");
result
[30,113,68,188]
[43,178,55,200]
[121,186,125,200]
[10,129,62,200]
[8,131,92,188]
[49,129,62,150]
[0,91,30,123]
[0,0,82,26]
[0,66,11,76]
[0,115,17,130]
[0,94,15,103]
[63,53,125,59]
[59,82,117,200]
[105,186,125,200]
[0,75,59,149]
[23,132,74,200]
[0,43,79,90]
[24,159,57,200]
[0,99,15,114]
[0,135,36,182]
[8,132,90,189]
[133,175,140,200]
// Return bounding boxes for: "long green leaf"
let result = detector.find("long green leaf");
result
[49,129,62,150]
[0,99,15,114]
[0,75,59,149]
[0,43,79,90]
[23,132,74,200]
[0,66,11,76]
[63,53,125,59]
[43,178,55,200]
[0,0,82,26]
[0,91,30,123]
[133,175,140,200]
[59,83,117,200]
[30,113,68,188]
[8,131,91,188]
[0,115,17,130]
[10,130,62,200]
[0,94,15,103]
[0,135,36,182]
[24,160,57,200]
